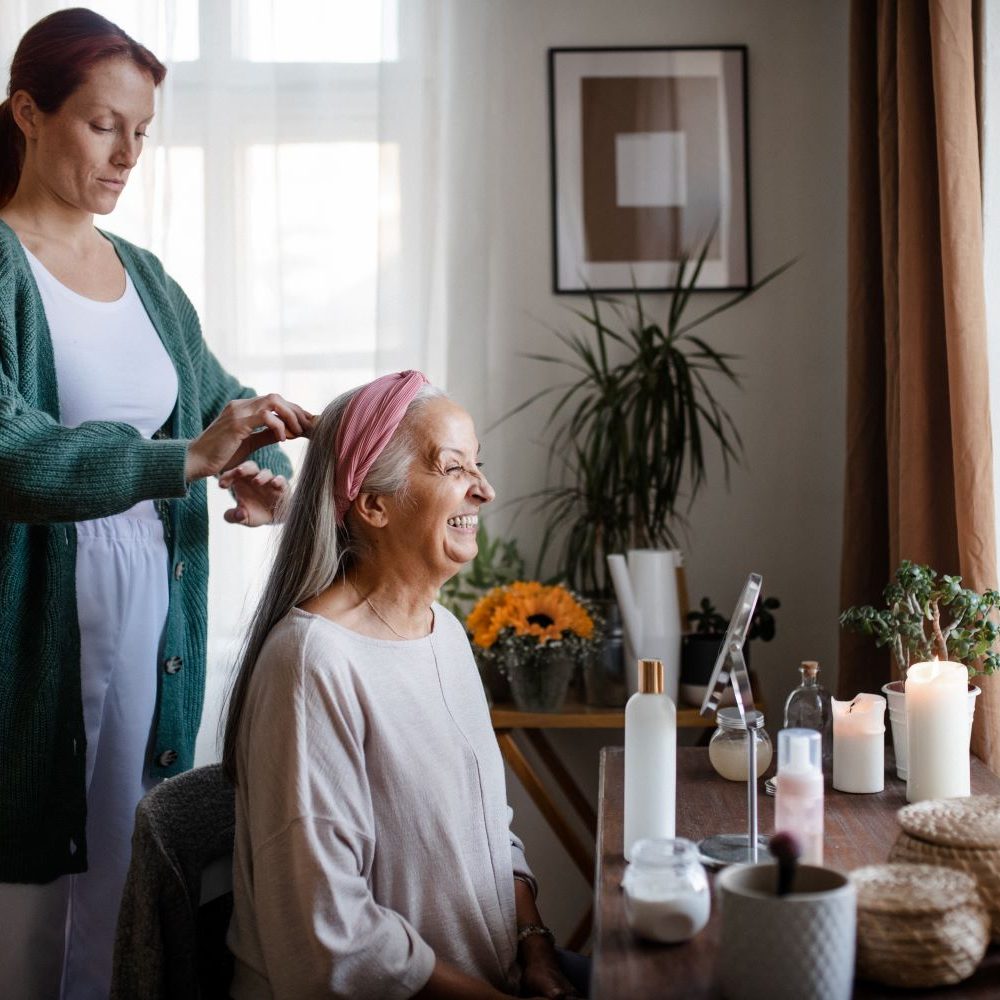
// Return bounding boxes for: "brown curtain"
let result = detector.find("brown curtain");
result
[840,0,1000,774]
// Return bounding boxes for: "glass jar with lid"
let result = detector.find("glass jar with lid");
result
[622,837,711,943]
[708,707,773,781]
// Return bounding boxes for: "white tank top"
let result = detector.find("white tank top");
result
[23,243,179,521]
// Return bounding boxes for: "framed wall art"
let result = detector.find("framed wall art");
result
[548,46,751,293]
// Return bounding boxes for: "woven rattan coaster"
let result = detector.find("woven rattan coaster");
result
[890,796,1000,942]
[851,863,989,988]
[897,796,1000,849]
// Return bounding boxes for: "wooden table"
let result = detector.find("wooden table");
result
[592,746,1000,999]
[490,701,717,949]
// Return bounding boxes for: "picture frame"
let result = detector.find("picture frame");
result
[548,46,751,294]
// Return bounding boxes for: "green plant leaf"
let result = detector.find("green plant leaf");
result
[674,258,797,339]
[499,252,790,591]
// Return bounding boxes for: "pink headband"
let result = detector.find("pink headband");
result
[334,370,429,523]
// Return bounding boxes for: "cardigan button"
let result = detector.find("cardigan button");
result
[173,561,185,580]
[163,656,183,675]
[156,749,178,767]
[153,428,168,440]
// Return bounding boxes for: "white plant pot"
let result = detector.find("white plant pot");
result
[881,681,981,780]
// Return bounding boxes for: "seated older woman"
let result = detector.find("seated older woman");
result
[223,371,583,1000]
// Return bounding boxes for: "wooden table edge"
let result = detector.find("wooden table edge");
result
[490,702,715,729]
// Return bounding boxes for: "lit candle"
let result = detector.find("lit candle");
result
[905,660,970,803]
[832,694,886,793]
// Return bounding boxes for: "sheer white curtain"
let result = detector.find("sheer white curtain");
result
[0,0,495,761]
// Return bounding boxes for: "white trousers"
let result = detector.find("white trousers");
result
[0,516,168,1000]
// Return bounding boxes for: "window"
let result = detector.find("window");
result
[101,0,392,404]
[82,1,399,760]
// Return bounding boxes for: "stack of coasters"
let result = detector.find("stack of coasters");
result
[850,863,989,988]
[889,795,1000,941]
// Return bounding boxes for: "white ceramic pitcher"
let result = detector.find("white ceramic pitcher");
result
[607,549,682,701]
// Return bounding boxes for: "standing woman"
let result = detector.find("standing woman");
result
[0,9,310,998]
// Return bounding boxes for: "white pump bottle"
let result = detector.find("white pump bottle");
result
[624,658,677,861]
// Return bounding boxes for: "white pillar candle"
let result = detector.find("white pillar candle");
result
[832,694,886,793]
[905,660,970,803]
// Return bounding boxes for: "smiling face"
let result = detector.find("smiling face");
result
[16,57,155,217]
[382,397,496,586]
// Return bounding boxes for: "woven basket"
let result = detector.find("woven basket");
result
[888,795,1000,942]
[851,864,989,988]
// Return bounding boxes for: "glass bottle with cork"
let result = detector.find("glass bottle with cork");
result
[783,660,832,765]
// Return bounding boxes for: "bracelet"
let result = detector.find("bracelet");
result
[517,923,555,945]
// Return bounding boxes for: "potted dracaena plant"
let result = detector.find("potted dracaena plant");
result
[840,560,998,778]
[509,236,792,597]
[502,237,791,703]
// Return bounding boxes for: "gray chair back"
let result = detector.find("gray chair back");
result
[111,763,236,1000]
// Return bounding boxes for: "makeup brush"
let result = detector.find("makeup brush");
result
[770,830,801,896]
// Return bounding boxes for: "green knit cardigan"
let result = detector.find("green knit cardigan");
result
[0,221,291,882]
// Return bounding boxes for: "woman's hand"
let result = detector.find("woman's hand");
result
[513,879,578,998]
[218,460,289,527]
[519,938,579,999]
[185,394,313,483]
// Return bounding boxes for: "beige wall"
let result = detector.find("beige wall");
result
[445,0,850,941]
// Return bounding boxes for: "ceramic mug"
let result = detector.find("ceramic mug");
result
[717,863,856,1000]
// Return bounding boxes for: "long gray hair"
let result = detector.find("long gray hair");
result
[222,382,444,781]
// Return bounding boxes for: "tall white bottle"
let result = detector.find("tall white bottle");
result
[624,658,677,861]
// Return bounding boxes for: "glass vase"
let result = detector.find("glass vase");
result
[505,645,576,712]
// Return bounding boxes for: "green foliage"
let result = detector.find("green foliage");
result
[839,560,1000,679]
[507,236,793,596]
[688,597,729,635]
[687,595,781,642]
[438,522,525,621]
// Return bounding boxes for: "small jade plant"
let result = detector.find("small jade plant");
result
[839,560,1000,680]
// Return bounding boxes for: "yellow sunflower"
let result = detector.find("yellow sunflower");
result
[467,581,593,649]
[466,585,510,648]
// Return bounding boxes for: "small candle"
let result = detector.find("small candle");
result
[905,660,970,803]
[832,694,886,793]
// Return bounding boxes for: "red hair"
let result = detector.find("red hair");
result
[0,7,166,208]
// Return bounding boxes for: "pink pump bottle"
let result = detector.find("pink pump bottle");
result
[773,728,824,865]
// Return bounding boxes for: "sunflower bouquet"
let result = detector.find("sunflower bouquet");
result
[467,581,597,711]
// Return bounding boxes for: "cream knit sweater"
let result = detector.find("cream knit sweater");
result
[229,606,534,999]
[0,220,291,882]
